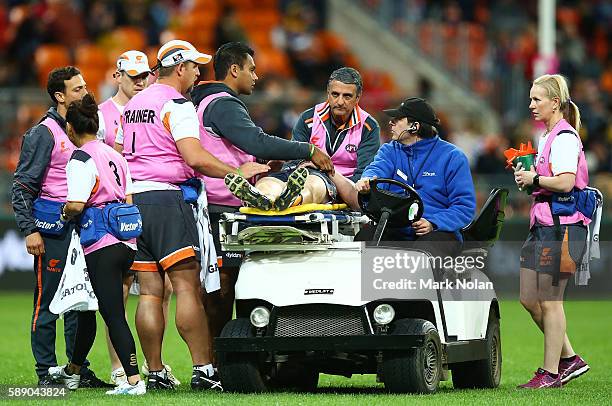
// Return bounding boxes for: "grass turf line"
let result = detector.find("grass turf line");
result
[0,293,610,405]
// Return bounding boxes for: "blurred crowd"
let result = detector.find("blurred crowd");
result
[0,0,610,217]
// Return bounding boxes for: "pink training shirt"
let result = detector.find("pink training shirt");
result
[309,102,370,178]
[197,91,256,206]
[66,140,135,255]
[39,117,75,202]
[530,119,590,228]
[98,98,123,147]
[119,83,197,185]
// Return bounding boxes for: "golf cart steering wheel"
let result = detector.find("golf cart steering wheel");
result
[358,178,424,243]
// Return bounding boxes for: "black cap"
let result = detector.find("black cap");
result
[383,97,440,127]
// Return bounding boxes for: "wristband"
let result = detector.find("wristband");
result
[309,144,315,158]
[533,174,540,187]
[236,167,244,178]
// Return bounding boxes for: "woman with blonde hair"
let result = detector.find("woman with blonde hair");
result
[514,74,590,388]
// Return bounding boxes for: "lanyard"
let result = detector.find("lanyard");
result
[406,138,438,189]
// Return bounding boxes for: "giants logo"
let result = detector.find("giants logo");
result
[539,247,553,267]
[47,259,62,272]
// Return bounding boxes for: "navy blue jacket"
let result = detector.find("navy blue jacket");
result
[362,136,476,240]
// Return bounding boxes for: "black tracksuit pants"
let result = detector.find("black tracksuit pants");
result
[31,226,90,378]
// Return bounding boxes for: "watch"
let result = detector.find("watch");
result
[533,174,540,187]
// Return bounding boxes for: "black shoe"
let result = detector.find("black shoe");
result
[191,369,223,391]
[38,374,60,387]
[147,370,175,390]
[78,369,114,388]
[224,173,273,210]
[274,167,308,211]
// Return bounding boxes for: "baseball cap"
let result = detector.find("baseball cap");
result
[157,39,212,68]
[116,50,151,76]
[383,97,440,127]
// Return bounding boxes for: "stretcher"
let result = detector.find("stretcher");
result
[219,205,369,252]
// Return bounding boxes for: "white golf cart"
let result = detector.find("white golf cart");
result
[215,179,508,394]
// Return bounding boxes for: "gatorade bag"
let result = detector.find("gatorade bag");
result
[504,142,537,194]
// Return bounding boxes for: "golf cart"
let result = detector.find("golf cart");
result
[215,179,508,394]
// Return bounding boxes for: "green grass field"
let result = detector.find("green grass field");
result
[0,293,610,405]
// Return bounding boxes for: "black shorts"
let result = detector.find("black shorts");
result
[209,204,244,268]
[520,223,587,277]
[131,190,200,272]
[266,167,338,201]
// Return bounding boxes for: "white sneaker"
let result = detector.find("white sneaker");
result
[142,361,181,386]
[110,367,127,386]
[105,380,146,395]
[48,365,80,390]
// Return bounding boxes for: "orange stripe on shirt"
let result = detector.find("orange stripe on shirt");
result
[159,246,196,270]
[162,111,171,133]
[305,118,314,124]
[364,121,372,131]
[90,176,100,196]
[32,256,42,332]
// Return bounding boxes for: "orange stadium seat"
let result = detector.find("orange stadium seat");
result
[248,29,273,49]
[78,66,107,96]
[256,48,292,77]
[255,0,278,7]
[75,44,108,68]
[318,31,348,61]
[237,9,280,30]
[190,0,220,14]
[34,45,71,85]
[166,27,215,54]
[182,9,219,30]
[110,27,147,52]
[223,0,257,9]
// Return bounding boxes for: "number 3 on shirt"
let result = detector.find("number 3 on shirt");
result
[109,161,122,186]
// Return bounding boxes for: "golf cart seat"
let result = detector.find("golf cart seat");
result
[460,188,509,251]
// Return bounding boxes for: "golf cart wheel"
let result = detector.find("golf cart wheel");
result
[382,318,442,394]
[452,309,502,389]
[272,364,319,392]
[217,318,270,393]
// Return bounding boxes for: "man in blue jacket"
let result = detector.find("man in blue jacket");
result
[355,97,476,257]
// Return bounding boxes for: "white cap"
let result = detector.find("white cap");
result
[116,50,151,76]
[157,40,212,68]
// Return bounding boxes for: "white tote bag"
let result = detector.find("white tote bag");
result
[192,181,220,293]
[49,230,99,316]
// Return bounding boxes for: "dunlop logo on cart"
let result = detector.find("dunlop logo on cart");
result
[304,288,334,295]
